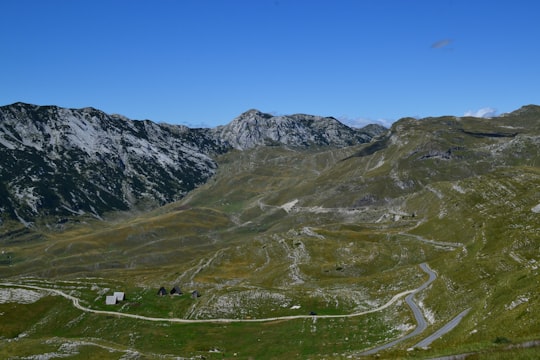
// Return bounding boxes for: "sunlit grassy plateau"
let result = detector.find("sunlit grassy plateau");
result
[1,109,540,359]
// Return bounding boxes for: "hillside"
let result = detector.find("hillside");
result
[0,103,382,226]
[1,105,539,359]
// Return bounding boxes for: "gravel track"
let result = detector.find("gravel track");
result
[0,282,413,324]
[1,262,469,355]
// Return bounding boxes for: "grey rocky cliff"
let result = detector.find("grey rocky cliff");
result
[211,109,385,150]
[0,103,224,225]
[0,103,386,225]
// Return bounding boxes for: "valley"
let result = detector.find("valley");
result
[1,105,539,359]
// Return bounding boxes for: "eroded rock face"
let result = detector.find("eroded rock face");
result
[0,103,386,226]
[210,109,385,150]
[0,103,221,224]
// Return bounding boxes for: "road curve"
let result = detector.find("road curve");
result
[2,264,472,356]
[413,308,471,349]
[359,262,437,355]
[1,263,446,355]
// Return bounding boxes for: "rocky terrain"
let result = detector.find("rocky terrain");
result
[211,109,386,150]
[0,103,539,359]
[0,103,383,226]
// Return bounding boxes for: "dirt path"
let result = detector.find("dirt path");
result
[0,265,434,324]
[399,233,463,249]
[0,281,414,323]
[2,263,468,355]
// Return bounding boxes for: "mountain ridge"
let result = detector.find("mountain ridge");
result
[211,108,387,150]
[1,102,539,358]
[0,102,384,226]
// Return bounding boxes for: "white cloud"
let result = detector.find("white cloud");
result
[464,107,498,118]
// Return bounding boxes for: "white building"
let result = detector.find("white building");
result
[113,291,125,301]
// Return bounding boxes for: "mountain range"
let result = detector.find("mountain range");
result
[1,102,539,359]
[0,102,385,226]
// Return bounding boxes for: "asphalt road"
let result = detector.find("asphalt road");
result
[359,262,437,355]
[413,308,471,349]
[1,262,469,355]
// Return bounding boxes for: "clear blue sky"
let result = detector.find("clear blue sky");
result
[1,0,539,128]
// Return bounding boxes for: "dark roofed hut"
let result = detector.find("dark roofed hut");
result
[191,290,201,299]
[170,286,183,296]
[157,287,167,296]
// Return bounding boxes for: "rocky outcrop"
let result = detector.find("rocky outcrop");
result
[211,109,385,150]
[0,103,223,224]
[0,103,387,226]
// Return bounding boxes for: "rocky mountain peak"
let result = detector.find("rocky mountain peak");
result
[236,109,272,120]
[212,110,382,150]
[0,102,386,226]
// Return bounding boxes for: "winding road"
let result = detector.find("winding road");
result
[360,263,437,355]
[1,262,470,354]
[359,263,470,355]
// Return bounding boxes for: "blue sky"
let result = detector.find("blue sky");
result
[1,0,539,128]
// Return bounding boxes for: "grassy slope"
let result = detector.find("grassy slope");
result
[1,112,539,359]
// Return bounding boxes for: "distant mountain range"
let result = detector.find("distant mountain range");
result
[0,102,385,226]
